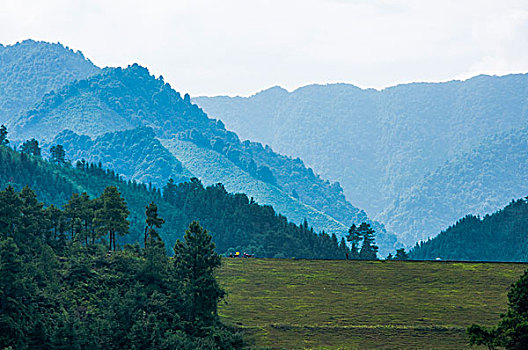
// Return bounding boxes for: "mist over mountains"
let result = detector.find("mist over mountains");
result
[195,76,528,245]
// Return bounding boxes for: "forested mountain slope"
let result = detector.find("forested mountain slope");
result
[52,127,191,187]
[195,75,528,244]
[0,145,350,259]
[5,59,396,252]
[410,198,528,261]
[0,40,99,125]
[379,127,528,244]
[49,127,365,247]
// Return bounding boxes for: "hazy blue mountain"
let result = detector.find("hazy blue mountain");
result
[194,75,528,244]
[51,127,191,187]
[0,40,99,125]
[379,127,528,245]
[5,53,397,254]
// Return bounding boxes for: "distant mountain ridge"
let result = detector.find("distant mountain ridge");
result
[1,40,398,254]
[194,75,528,244]
[0,40,99,125]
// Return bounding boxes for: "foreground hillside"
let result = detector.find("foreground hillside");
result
[217,259,526,349]
[195,76,528,245]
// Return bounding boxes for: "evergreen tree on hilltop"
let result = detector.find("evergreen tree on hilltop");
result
[144,201,165,247]
[394,248,409,261]
[173,221,224,333]
[94,186,130,251]
[346,224,362,259]
[0,125,8,146]
[20,138,41,156]
[49,144,66,164]
[358,222,378,260]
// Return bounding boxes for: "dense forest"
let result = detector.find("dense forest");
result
[2,40,396,253]
[0,180,244,348]
[195,75,528,245]
[0,138,352,259]
[410,198,528,261]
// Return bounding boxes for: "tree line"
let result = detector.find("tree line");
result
[0,125,357,259]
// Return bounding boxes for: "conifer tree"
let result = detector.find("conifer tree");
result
[17,186,47,247]
[20,138,41,156]
[94,186,130,251]
[49,144,66,164]
[0,185,22,238]
[0,124,8,146]
[346,224,361,259]
[173,221,224,332]
[64,193,82,241]
[144,201,165,247]
[358,222,378,260]
[394,248,409,261]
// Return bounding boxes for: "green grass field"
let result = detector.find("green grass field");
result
[216,259,527,349]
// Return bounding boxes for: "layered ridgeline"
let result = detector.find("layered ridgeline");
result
[0,144,351,259]
[2,40,397,253]
[380,127,528,244]
[194,76,528,245]
[0,40,99,125]
[410,197,528,261]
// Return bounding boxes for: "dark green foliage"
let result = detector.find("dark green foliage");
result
[345,223,378,260]
[411,199,528,261]
[162,179,351,259]
[468,269,528,349]
[94,186,130,251]
[49,144,66,164]
[145,201,165,247]
[0,186,243,349]
[20,138,41,156]
[394,248,409,261]
[346,224,361,259]
[358,223,378,260]
[0,124,8,146]
[0,139,347,259]
[54,127,189,187]
[173,221,224,333]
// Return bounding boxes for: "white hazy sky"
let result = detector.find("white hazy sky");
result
[1,0,528,96]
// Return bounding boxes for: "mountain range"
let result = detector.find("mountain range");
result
[0,40,397,255]
[194,76,528,245]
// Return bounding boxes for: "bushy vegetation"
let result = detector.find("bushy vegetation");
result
[410,198,528,261]
[468,269,528,349]
[0,182,243,349]
[0,143,349,259]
